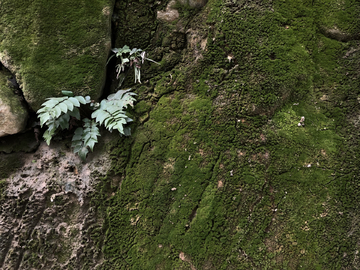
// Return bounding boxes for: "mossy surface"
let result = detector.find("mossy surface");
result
[0,0,114,110]
[90,0,360,269]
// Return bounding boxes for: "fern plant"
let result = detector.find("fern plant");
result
[107,45,159,86]
[37,45,159,161]
[72,118,100,161]
[37,89,136,161]
[92,89,136,136]
[37,94,88,145]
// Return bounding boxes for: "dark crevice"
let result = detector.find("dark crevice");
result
[99,3,118,101]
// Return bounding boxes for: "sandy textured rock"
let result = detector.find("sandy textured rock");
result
[0,141,112,269]
[0,70,28,137]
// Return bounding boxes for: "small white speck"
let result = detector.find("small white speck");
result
[230,170,234,176]
[188,155,191,160]
[171,188,177,191]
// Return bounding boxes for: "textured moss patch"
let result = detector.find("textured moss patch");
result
[89,0,360,269]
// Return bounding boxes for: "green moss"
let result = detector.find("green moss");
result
[87,0,360,269]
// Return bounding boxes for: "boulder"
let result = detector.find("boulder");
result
[0,0,114,111]
[0,70,28,137]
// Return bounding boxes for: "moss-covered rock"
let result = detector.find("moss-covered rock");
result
[0,0,114,111]
[95,0,360,269]
[1,0,360,269]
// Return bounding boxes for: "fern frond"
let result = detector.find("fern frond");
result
[71,119,100,161]
[82,118,100,151]
[42,113,71,145]
[91,89,136,136]
[107,89,137,109]
[37,96,86,127]
[37,93,87,145]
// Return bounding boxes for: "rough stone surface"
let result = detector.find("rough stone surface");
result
[0,141,111,269]
[0,69,28,137]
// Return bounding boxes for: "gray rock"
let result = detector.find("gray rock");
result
[0,70,28,137]
[157,0,180,22]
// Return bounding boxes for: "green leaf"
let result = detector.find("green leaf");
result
[72,127,84,141]
[61,90,74,97]
[42,97,67,108]
[68,107,81,120]
[57,114,70,130]
[123,127,131,136]
[53,105,62,118]
[145,57,160,65]
[63,99,74,111]
[68,97,80,107]
[78,147,89,161]
[43,128,56,145]
[75,96,87,104]
[39,112,51,127]
[58,102,68,114]
[106,54,116,65]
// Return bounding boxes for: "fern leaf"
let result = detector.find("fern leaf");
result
[53,105,62,118]
[63,99,74,111]
[123,127,131,136]
[83,118,100,151]
[39,112,51,127]
[68,107,81,120]
[43,122,57,145]
[71,120,99,161]
[42,97,67,108]
[57,113,70,130]
[91,89,135,136]
[78,147,89,161]
[75,96,87,105]
[72,127,83,141]
[58,102,69,114]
